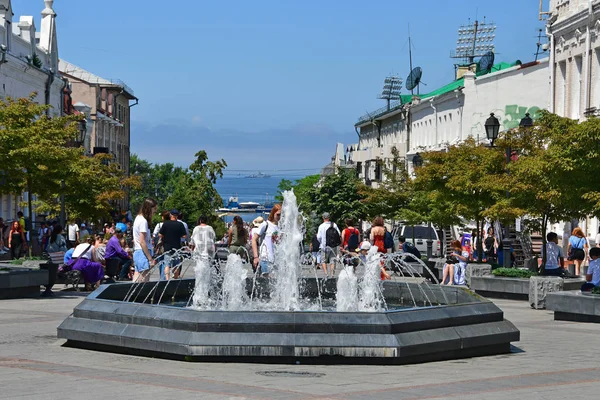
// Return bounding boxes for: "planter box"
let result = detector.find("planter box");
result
[470,276,529,300]
[465,264,493,286]
[0,267,49,299]
[546,291,600,323]
[471,275,586,303]
[529,276,585,309]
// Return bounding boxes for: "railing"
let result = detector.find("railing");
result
[356,100,403,125]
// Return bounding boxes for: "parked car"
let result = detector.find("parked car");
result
[393,225,441,257]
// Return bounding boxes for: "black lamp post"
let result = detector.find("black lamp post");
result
[60,118,88,227]
[485,113,512,267]
[412,152,423,168]
[485,112,533,268]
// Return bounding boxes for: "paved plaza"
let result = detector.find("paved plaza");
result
[0,290,598,400]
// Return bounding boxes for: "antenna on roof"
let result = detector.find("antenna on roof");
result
[451,18,496,65]
[377,75,402,111]
[406,26,425,95]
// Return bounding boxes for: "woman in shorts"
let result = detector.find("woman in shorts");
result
[132,198,157,282]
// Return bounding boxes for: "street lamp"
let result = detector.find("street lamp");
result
[412,152,423,168]
[519,112,533,128]
[485,113,500,146]
[60,118,88,227]
[77,119,87,148]
[484,113,533,268]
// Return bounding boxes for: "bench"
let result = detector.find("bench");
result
[40,251,82,293]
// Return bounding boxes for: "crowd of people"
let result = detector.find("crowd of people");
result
[3,198,599,293]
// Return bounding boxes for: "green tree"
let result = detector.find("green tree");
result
[276,174,320,210]
[359,147,412,220]
[0,94,135,223]
[414,137,507,261]
[161,151,228,238]
[506,111,600,270]
[307,168,368,230]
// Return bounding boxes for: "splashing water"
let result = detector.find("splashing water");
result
[336,265,358,312]
[270,190,305,310]
[221,254,249,310]
[358,246,385,312]
[192,255,216,309]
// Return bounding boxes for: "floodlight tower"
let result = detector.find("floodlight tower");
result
[378,75,402,111]
[451,19,496,64]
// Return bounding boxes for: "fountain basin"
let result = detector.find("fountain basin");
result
[57,278,519,364]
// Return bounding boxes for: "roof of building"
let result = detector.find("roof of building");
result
[59,59,136,99]
[356,60,524,126]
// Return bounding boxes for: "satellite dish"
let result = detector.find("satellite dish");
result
[406,67,422,92]
[479,51,495,72]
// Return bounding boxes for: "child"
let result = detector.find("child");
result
[354,242,390,280]
[543,232,565,276]
[581,247,600,291]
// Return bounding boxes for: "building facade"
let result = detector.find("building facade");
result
[349,58,549,184]
[59,60,138,211]
[547,0,600,238]
[0,0,64,222]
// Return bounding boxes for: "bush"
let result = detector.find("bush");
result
[592,286,600,295]
[492,268,537,278]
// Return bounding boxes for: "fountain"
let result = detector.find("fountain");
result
[57,190,519,364]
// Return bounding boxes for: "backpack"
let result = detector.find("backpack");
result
[384,229,394,250]
[311,235,320,251]
[258,222,269,247]
[325,222,341,247]
[346,227,360,251]
[403,242,422,259]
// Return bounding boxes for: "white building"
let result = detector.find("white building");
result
[547,0,600,239]
[0,0,64,222]
[349,58,550,183]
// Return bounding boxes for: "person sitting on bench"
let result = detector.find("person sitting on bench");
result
[582,247,600,292]
[105,223,132,280]
[543,232,566,276]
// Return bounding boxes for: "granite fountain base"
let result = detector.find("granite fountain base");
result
[57,278,519,364]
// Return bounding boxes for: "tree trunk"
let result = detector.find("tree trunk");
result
[540,214,548,275]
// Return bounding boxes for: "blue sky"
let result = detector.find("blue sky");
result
[19,0,547,172]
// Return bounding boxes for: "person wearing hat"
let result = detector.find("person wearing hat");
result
[158,210,187,280]
[316,212,341,278]
[105,223,132,280]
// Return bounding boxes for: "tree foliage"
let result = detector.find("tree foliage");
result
[359,147,411,220]
[307,168,368,229]
[504,111,600,269]
[0,94,136,221]
[130,151,228,238]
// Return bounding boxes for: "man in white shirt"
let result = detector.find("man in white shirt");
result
[544,232,565,276]
[317,212,340,278]
[67,220,80,249]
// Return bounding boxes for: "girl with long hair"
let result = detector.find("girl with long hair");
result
[568,227,588,276]
[252,204,282,277]
[132,198,157,282]
[47,224,67,253]
[369,216,387,253]
[228,215,248,257]
[8,221,26,260]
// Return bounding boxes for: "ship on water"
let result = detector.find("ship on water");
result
[245,171,271,178]
[217,195,273,213]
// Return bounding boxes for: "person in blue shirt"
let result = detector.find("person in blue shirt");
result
[582,247,600,291]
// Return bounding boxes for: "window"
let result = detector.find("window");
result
[402,226,436,239]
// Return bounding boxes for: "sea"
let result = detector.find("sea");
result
[214,175,301,223]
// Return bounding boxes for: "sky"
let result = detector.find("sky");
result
[17,0,548,174]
